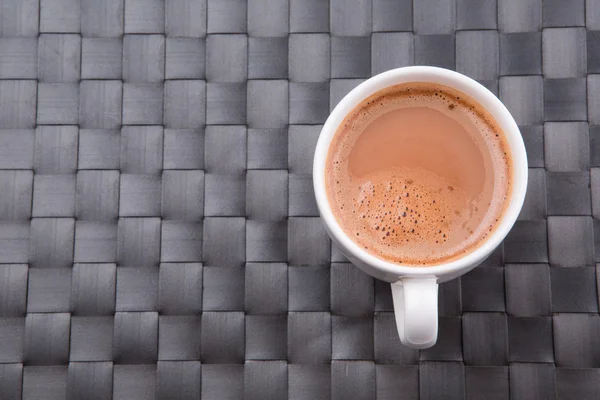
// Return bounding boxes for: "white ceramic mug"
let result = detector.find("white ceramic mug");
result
[313,66,528,349]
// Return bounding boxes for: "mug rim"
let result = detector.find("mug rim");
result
[313,66,528,278]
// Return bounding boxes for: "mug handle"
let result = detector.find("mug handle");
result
[391,278,438,349]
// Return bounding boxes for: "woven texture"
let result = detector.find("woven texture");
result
[1,0,600,398]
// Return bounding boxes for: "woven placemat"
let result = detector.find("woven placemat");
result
[0,0,599,398]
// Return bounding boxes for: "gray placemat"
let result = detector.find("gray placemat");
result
[0,0,599,398]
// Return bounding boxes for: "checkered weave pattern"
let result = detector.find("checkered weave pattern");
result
[0,0,600,398]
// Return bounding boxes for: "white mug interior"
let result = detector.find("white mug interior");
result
[313,66,528,283]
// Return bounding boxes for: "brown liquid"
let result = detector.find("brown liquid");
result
[326,83,512,266]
